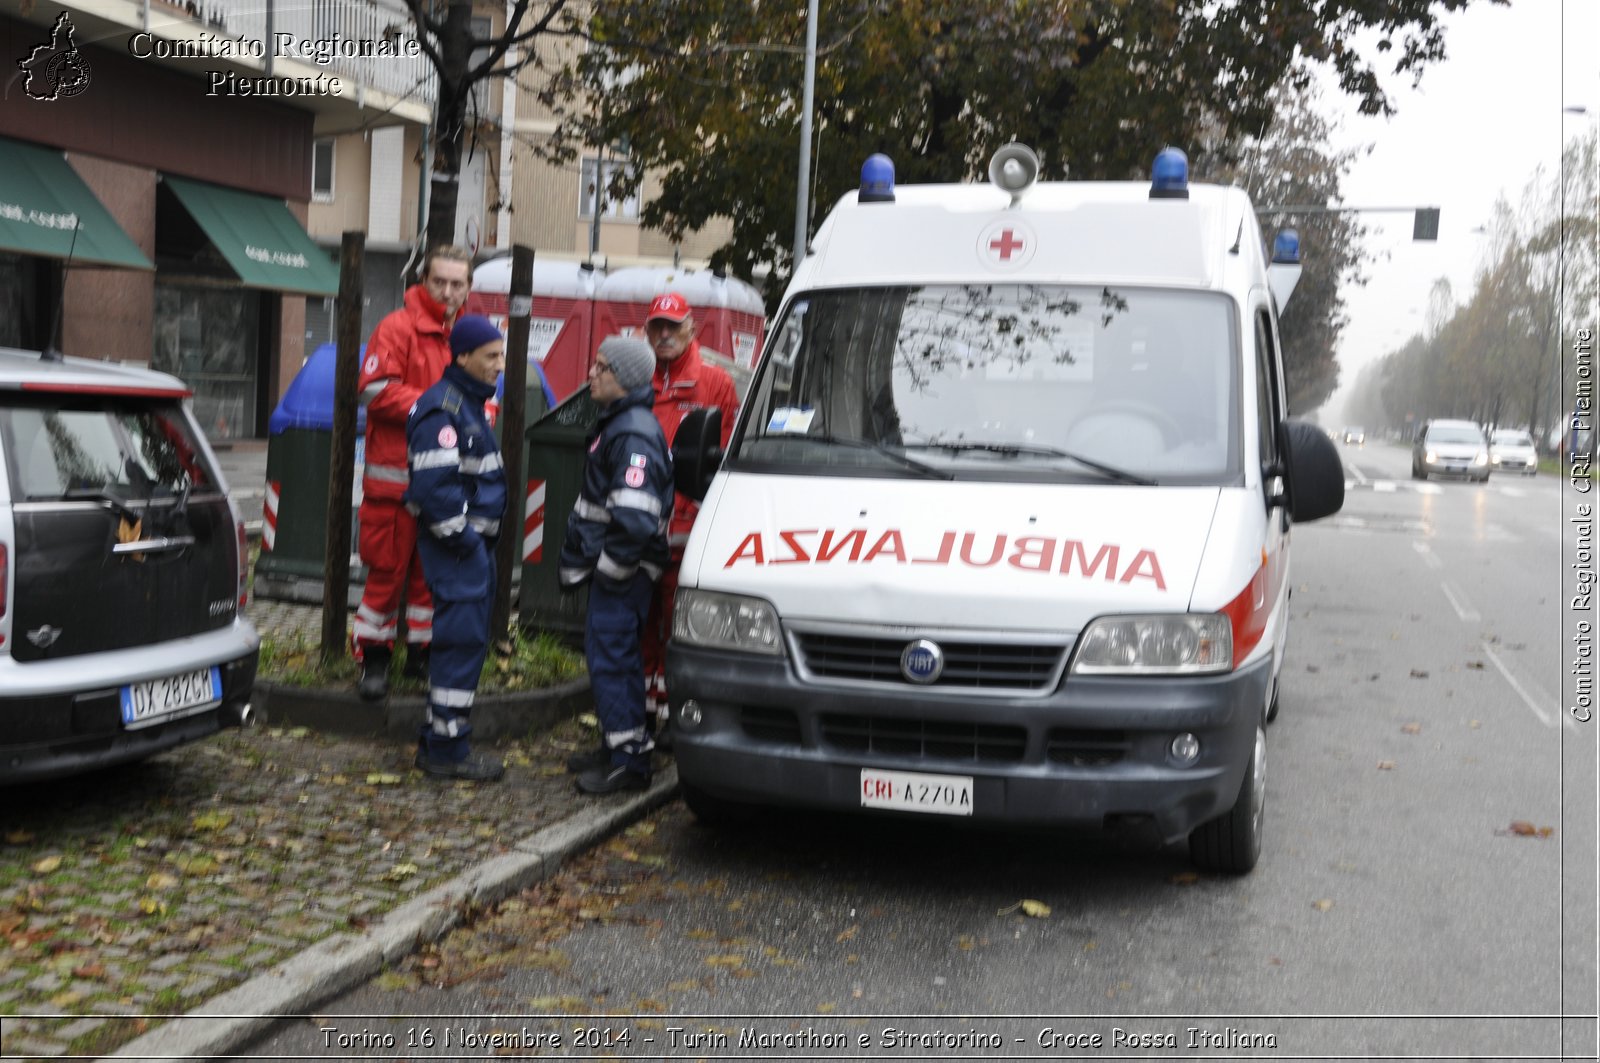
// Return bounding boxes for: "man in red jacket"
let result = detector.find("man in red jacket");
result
[352,245,472,700]
[641,292,740,734]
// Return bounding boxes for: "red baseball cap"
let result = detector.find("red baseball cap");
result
[646,292,691,323]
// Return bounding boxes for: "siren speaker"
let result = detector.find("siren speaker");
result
[988,143,1040,202]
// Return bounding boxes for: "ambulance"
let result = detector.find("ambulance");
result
[666,145,1344,873]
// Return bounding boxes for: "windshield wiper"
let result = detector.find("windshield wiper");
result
[760,433,954,479]
[903,440,1155,485]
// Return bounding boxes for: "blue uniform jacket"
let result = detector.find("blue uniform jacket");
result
[405,364,507,595]
[559,385,673,592]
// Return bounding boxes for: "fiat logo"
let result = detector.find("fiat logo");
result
[900,639,944,684]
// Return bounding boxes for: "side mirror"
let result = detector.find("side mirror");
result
[673,407,724,502]
[1275,419,1344,523]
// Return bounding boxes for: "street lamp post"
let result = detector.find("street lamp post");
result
[793,0,819,268]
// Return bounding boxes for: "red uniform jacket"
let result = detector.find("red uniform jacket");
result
[358,285,453,503]
[651,340,738,553]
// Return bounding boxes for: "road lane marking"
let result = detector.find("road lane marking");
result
[1348,463,1369,486]
[1415,482,1443,494]
[1374,481,1397,493]
[1439,581,1481,622]
[1412,541,1443,570]
[1480,640,1569,730]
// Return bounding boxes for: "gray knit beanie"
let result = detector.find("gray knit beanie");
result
[599,335,656,391]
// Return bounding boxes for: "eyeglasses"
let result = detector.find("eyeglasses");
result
[590,361,614,376]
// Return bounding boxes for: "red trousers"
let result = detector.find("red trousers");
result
[352,498,433,657]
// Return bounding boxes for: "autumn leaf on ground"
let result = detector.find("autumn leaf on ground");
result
[1312,899,1334,912]
[526,995,589,1011]
[1409,669,1429,679]
[1401,723,1422,735]
[5,830,35,845]
[957,935,977,951]
[137,896,168,916]
[705,954,744,968]
[384,863,419,881]
[817,1002,837,1014]
[191,811,233,832]
[366,772,404,786]
[835,924,859,943]
[1466,660,1485,670]
[1170,871,1201,885]
[145,872,180,891]
[578,713,599,729]
[72,962,106,979]
[1377,760,1396,771]
[30,855,62,875]
[1502,821,1555,838]
[996,899,1051,918]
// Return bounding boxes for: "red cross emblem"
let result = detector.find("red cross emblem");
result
[989,229,1024,260]
[978,220,1037,269]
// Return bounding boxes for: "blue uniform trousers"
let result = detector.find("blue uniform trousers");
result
[416,538,495,761]
[586,571,655,774]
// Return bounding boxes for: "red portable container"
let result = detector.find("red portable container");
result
[594,266,766,371]
[464,257,604,402]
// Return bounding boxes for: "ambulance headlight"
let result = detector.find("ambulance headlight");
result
[673,589,784,655]
[1071,615,1231,675]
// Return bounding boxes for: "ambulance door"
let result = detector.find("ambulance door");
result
[1253,304,1291,720]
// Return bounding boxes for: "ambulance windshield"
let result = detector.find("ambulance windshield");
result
[735,284,1240,484]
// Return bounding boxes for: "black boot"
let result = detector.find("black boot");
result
[401,644,430,681]
[357,646,391,701]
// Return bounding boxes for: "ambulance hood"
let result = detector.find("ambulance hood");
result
[685,474,1222,633]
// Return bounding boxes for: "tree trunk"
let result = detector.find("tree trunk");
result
[425,0,475,251]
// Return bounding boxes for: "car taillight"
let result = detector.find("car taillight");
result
[236,519,250,607]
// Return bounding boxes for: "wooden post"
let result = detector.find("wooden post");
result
[490,244,534,649]
[322,231,364,661]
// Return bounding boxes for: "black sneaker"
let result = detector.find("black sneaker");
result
[575,764,650,795]
[416,752,505,782]
[565,746,611,773]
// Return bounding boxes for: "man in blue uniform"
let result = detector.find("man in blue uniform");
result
[405,314,509,782]
[559,336,674,794]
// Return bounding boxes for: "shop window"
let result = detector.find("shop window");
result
[152,284,262,441]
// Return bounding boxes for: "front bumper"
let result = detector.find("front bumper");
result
[667,642,1270,843]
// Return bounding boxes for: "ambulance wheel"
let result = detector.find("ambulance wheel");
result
[1188,726,1264,875]
[681,779,759,826]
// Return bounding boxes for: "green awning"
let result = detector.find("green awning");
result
[0,137,153,270]
[163,175,339,297]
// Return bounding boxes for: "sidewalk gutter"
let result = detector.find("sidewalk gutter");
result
[105,766,679,1062]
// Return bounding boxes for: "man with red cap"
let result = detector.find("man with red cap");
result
[642,292,739,736]
[352,245,472,701]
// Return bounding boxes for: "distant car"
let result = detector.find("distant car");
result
[0,347,259,784]
[1342,426,1365,445]
[1412,418,1489,482]
[1489,428,1539,476]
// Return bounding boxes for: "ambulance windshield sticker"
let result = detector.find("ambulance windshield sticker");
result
[767,407,816,433]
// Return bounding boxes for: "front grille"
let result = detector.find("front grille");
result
[794,632,1065,691]
[821,714,1027,762]
[1045,728,1131,766]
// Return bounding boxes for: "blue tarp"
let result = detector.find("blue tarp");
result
[269,344,367,434]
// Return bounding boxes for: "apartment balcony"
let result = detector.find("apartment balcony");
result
[0,0,437,128]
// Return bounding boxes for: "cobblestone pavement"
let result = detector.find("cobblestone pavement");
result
[0,594,599,1059]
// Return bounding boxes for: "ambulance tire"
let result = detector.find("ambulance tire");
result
[1188,725,1264,875]
[681,779,760,827]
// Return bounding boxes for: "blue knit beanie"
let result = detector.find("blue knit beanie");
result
[450,314,502,357]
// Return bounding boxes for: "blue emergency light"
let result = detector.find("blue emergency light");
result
[1272,229,1301,264]
[1150,147,1189,200]
[859,154,895,203]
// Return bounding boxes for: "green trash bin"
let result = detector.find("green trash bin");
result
[518,384,603,639]
[253,343,366,606]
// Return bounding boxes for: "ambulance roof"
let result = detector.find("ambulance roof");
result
[797,180,1263,295]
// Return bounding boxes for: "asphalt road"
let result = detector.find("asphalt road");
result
[243,442,1596,1061]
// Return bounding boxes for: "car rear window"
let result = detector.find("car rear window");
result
[0,395,215,503]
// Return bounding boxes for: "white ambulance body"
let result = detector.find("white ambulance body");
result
[666,147,1344,873]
